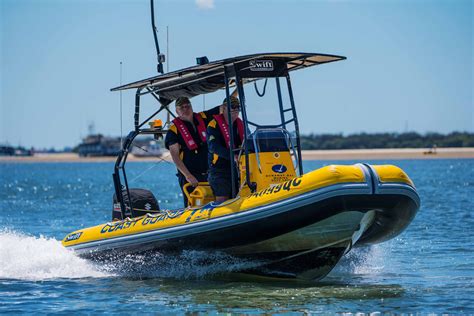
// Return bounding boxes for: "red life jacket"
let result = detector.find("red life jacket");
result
[213,114,244,149]
[172,113,207,151]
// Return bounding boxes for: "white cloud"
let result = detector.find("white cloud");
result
[196,0,215,10]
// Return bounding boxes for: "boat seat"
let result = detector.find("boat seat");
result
[183,182,215,208]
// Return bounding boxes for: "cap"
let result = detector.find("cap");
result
[222,96,240,108]
[175,97,191,107]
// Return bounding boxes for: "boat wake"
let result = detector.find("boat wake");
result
[0,230,110,281]
[0,230,263,281]
[0,229,393,282]
[98,250,265,279]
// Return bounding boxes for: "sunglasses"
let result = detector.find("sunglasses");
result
[223,104,241,111]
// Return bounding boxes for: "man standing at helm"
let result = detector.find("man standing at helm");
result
[165,96,221,207]
[207,96,245,203]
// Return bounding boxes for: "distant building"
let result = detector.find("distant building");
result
[0,145,33,156]
[0,145,15,156]
[77,134,121,157]
[75,134,167,158]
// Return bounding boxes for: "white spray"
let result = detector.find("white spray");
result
[0,230,110,281]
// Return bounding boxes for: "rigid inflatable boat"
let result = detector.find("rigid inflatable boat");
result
[64,163,418,280]
[62,52,420,280]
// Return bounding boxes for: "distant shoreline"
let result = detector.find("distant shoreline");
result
[302,147,474,160]
[1,148,473,163]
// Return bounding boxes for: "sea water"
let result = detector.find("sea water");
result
[0,159,473,314]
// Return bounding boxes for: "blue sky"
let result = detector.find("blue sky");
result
[1,0,472,148]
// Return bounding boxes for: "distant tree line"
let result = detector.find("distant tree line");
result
[300,132,474,150]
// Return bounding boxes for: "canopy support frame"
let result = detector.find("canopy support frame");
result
[285,74,303,175]
[113,89,173,219]
[224,66,237,198]
[235,70,256,193]
[112,55,319,216]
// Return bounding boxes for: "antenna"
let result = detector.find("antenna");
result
[120,61,123,148]
[150,0,165,74]
[166,25,169,73]
[166,25,170,125]
[88,121,95,135]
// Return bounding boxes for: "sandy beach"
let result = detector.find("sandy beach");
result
[1,147,473,163]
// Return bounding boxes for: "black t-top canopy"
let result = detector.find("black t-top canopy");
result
[111,52,346,101]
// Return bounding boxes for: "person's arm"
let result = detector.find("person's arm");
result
[165,126,199,186]
[168,143,198,186]
[202,89,238,118]
[201,105,222,121]
[207,122,231,161]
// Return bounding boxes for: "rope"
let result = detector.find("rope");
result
[129,146,172,183]
[254,79,268,97]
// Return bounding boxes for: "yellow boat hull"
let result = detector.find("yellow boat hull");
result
[62,164,419,280]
